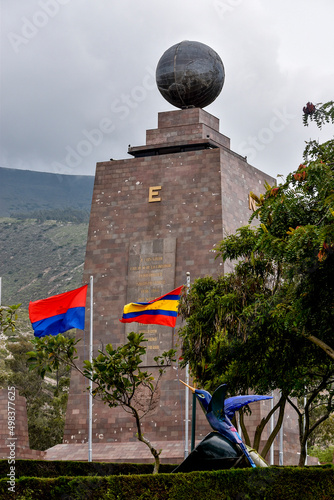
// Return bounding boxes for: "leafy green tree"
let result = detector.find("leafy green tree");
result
[28,332,176,473]
[179,101,334,466]
[0,304,20,335]
[308,408,334,464]
[178,267,334,466]
[178,269,288,460]
[309,410,334,448]
[308,444,334,464]
[248,101,334,360]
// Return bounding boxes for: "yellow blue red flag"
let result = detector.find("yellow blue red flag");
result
[120,286,183,327]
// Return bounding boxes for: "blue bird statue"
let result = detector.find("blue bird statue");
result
[181,381,273,468]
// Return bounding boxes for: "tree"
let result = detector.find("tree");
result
[248,101,334,360]
[178,101,334,466]
[178,269,288,461]
[308,410,334,464]
[0,304,20,335]
[309,409,334,449]
[28,332,176,474]
[178,264,334,465]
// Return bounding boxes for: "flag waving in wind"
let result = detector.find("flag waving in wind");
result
[29,285,88,338]
[120,286,183,327]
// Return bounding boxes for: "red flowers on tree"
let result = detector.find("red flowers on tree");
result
[303,102,316,115]
[293,165,308,181]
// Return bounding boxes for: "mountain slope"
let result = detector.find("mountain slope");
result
[0,218,89,307]
[0,167,94,216]
[0,167,95,306]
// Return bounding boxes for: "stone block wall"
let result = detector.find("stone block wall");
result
[0,388,45,460]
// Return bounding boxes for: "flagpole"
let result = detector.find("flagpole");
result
[279,390,284,466]
[88,275,93,462]
[184,272,191,458]
[184,363,189,458]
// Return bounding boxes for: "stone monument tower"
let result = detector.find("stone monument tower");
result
[47,42,301,464]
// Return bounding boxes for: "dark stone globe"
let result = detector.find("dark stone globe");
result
[156,40,225,109]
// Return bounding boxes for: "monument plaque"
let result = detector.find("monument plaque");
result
[125,238,177,365]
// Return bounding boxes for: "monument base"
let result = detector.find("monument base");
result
[43,439,319,466]
[44,440,189,464]
[0,389,45,460]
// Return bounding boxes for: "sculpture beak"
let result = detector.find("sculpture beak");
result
[180,380,196,393]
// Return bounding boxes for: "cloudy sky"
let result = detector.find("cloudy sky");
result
[1,0,333,181]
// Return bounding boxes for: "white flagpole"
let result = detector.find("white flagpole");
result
[184,272,191,458]
[279,390,284,465]
[184,363,189,458]
[88,275,93,462]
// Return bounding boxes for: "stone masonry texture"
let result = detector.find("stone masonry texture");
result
[0,389,45,460]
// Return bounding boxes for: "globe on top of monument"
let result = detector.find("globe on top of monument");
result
[156,40,225,109]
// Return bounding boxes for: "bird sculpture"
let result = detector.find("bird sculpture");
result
[181,381,273,468]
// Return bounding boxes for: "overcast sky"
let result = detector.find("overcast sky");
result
[1,0,333,182]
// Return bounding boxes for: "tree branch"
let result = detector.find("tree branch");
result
[239,410,250,447]
[253,394,286,451]
[261,394,286,459]
[302,333,334,361]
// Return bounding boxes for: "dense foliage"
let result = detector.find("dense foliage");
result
[0,464,333,500]
[308,445,334,465]
[178,101,334,466]
[0,459,176,478]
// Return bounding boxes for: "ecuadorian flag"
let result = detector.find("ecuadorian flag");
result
[120,286,183,327]
[29,285,88,338]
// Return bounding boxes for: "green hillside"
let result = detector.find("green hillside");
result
[0,167,94,307]
[0,167,94,217]
[0,217,89,307]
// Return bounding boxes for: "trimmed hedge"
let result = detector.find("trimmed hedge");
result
[0,465,333,500]
[0,460,175,479]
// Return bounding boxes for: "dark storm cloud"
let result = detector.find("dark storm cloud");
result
[1,0,333,179]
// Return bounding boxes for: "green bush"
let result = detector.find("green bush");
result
[0,464,333,500]
[308,445,334,464]
[0,460,175,479]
